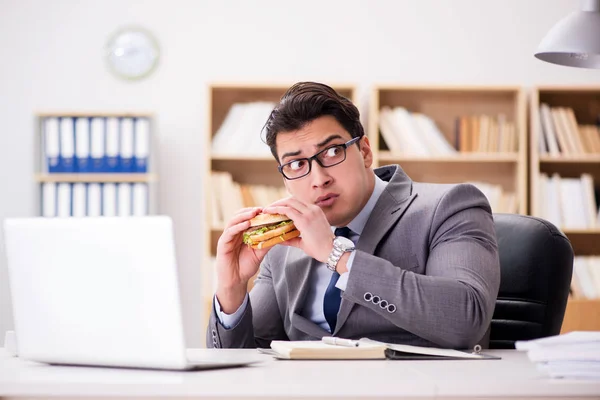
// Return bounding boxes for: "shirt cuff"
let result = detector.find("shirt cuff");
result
[214,293,249,329]
[335,250,356,291]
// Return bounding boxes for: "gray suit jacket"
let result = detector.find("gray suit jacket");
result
[207,165,500,350]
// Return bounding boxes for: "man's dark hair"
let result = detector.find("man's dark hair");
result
[263,82,364,163]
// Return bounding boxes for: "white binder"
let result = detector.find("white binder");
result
[44,118,60,173]
[105,118,120,172]
[56,183,72,217]
[72,183,87,217]
[59,118,75,172]
[132,183,149,216]
[90,117,105,173]
[102,183,117,217]
[75,118,90,172]
[117,183,132,217]
[41,182,57,217]
[120,118,134,172]
[134,118,150,173]
[87,183,102,217]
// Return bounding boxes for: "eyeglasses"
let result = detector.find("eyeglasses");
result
[277,136,362,180]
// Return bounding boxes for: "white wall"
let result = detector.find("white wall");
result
[1,0,598,347]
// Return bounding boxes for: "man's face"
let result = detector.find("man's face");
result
[275,115,374,227]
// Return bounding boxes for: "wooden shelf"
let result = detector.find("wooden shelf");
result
[529,86,600,217]
[211,154,274,162]
[536,89,600,340]
[208,83,356,139]
[370,85,527,215]
[35,173,158,183]
[561,298,600,333]
[203,83,359,333]
[378,152,519,163]
[540,155,600,164]
[560,229,600,256]
[562,228,600,235]
[36,111,154,118]
[34,113,159,217]
[212,158,282,187]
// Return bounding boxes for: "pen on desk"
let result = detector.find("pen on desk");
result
[322,336,359,347]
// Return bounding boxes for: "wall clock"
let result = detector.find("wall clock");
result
[106,26,160,80]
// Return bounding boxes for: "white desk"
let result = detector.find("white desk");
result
[0,349,598,399]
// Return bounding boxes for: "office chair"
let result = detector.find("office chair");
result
[490,214,574,349]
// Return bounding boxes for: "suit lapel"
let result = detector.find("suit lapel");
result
[334,165,418,334]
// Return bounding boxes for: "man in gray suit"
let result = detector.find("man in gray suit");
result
[207,82,500,350]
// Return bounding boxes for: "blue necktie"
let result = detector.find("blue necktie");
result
[323,227,352,333]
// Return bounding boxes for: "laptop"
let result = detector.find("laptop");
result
[3,216,261,371]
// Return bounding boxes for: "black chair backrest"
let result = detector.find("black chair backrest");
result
[491,214,574,349]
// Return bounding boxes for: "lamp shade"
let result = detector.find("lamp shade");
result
[534,0,600,69]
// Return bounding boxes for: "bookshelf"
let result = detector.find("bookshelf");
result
[203,83,357,325]
[35,112,159,217]
[369,85,527,215]
[529,87,600,333]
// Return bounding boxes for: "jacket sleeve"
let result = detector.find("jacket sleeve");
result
[342,183,500,349]
[206,252,288,348]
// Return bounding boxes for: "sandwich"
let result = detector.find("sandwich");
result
[242,213,300,249]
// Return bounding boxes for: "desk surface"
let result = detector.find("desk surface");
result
[0,348,598,399]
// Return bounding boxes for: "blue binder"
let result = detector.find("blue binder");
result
[120,118,134,173]
[90,117,105,173]
[59,117,75,173]
[134,118,150,173]
[75,117,91,173]
[44,118,61,173]
[105,117,120,173]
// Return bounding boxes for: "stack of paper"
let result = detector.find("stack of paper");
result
[515,331,600,380]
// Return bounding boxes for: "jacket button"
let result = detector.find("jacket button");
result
[212,329,217,338]
[379,299,388,309]
[387,304,397,313]
[371,295,381,305]
[364,292,373,302]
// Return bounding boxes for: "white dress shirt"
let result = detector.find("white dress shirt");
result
[215,175,388,332]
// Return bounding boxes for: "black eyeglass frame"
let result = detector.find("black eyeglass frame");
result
[277,136,363,180]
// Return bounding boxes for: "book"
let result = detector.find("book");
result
[269,339,387,360]
[267,338,500,360]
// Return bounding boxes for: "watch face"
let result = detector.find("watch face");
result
[335,236,355,251]
[106,27,159,80]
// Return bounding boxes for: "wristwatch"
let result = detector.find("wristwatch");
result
[326,236,355,272]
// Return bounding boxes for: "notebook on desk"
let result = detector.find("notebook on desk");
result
[267,338,501,360]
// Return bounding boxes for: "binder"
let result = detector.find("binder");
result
[105,118,120,173]
[117,183,132,216]
[90,117,105,173]
[56,183,72,217]
[41,182,57,217]
[132,183,148,216]
[59,118,75,173]
[72,183,87,217]
[75,118,91,173]
[120,118,134,173]
[44,118,60,173]
[134,118,150,173]
[87,183,102,217]
[102,183,117,217]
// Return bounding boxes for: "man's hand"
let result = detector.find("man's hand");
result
[263,197,334,263]
[215,207,270,313]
